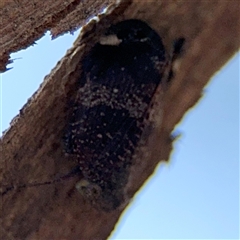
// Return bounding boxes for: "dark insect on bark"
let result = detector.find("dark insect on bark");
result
[64,19,185,211]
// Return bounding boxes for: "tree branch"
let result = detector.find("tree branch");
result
[1,0,239,239]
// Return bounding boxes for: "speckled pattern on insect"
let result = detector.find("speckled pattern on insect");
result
[64,19,183,211]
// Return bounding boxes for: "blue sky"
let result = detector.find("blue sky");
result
[0,31,239,240]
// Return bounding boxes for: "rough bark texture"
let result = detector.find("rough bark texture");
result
[1,0,239,239]
[0,0,116,72]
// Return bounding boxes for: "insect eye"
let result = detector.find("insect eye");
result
[117,30,129,40]
[135,30,146,39]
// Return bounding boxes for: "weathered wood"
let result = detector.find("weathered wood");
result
[0,0,116,72]
[1,0,239,239]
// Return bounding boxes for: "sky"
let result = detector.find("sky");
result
[0,30,239,240]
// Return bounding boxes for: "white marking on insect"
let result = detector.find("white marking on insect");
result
[99,34,122,46]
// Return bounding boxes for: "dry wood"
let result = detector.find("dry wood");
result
[1,0,239,239]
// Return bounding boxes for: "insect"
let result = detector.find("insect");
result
[1,19,184,211]
[64,19,184,211]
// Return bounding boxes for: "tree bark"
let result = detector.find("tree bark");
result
[1,0,239,239]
